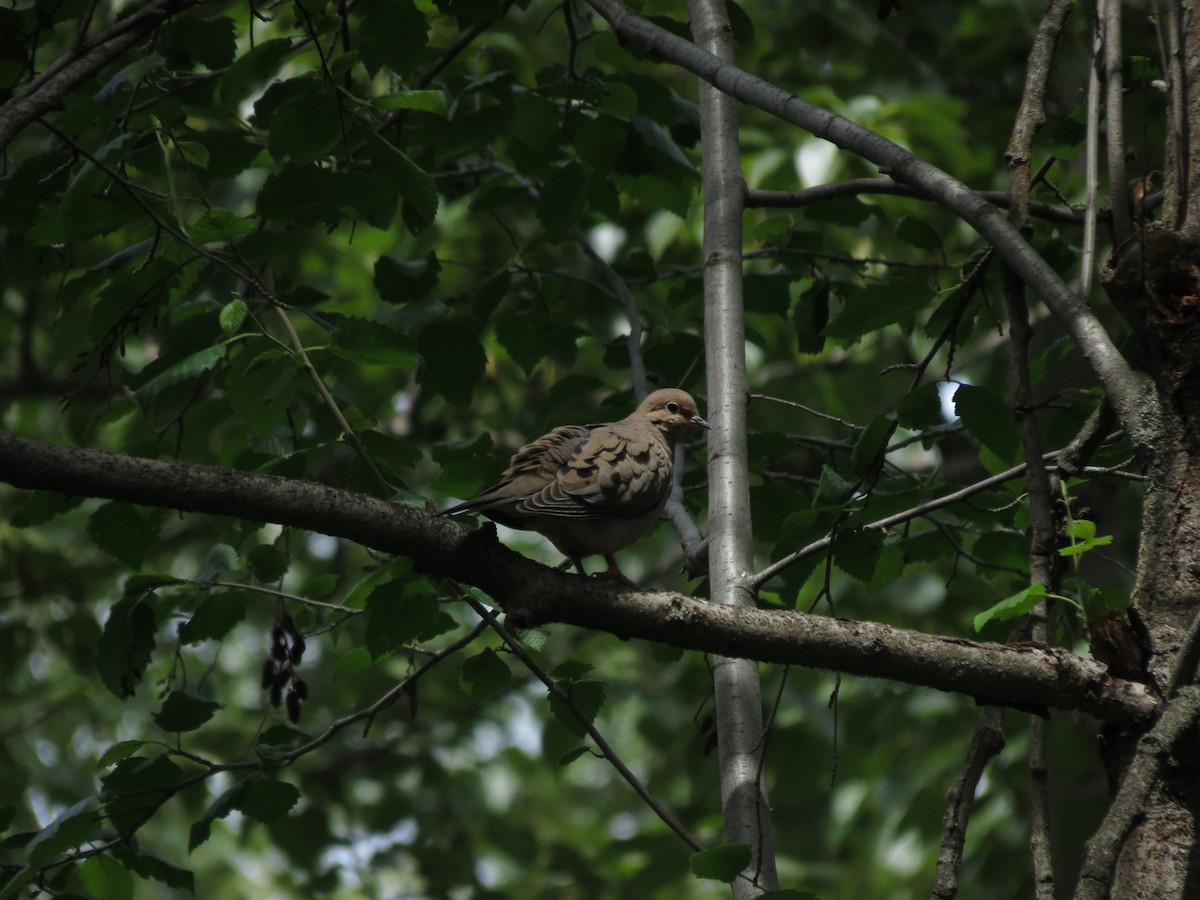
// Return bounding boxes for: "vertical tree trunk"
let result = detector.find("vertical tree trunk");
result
[1099,2,1200,894]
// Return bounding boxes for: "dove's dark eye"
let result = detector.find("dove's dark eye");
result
[666,401,680,414]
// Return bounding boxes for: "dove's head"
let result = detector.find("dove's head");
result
[637,389,710,440]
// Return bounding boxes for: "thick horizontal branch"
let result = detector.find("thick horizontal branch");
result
[0,433,1160,725]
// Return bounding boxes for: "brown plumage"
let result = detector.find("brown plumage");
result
[444,389,709,587]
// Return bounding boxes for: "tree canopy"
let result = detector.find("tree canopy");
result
[2,0,1197,898]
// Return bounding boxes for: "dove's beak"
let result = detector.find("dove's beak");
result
[692,414,711,430]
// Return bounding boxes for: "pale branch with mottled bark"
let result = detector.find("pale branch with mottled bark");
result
[0,432,1160,725]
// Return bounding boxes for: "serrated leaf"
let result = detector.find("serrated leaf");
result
[218,299,250,333]
[897,382,945,429]
[973,584,1047,632]
[110,847,194,894]
[363,581,439,659]
[247,544,289,583]
[177,592,246,644]
[362,129,438,227]
[358,0,427,76]
[80,854,134,900]
[815,464,854,505]
[187,208,254,243]
[690,843,753,881]
[97,595,157,698]
[198,543,240,582]
[834,528,885,582]
[132,345,227,408]
[547,680,607,738]
[88,502,160,569]
[954,384,1019,462]
[376,89,448,115]
[550,659,594,681]
[460,648,512,703]
[824,279,932,340]
[153,691,221,733]
[329,317,419,368]
[25,798,99,867]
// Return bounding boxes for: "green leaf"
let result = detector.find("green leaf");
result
[248,544,289,583]
[25,797,99,867]
[187,208,255,243]
[815,464,854,505]
[132,345,227,408]
[973,584,1047,632]
[329,317,419,368]
[363,581,440,659]
[460,648,512,703]
[824,279,932,340]
[358,0,428,76]
[495,311,584,375]
[375,90,448,115]
[258,165,399,229]
[374,253,441,304]
[689,843,752,881]
[332,647,374,681]
[536,162,589,233]
[362,129,438,228]
[10,491,83,527]
[198,543,240,582]
[218,299,250,333]
[267,86,344,163]
[557,747,591,767]
[954,384,1019,462]
[851,414,894,479]
[97,595,157,698]
[238,780,300,823]
[895,215,943,251]
[80,853,134,900]
[153,691,221,733]
[834,528,884,582]
[220,38,293,107]
[110,847,194,894]
[97,740,145,770]
[417,320,487,405]
[178,592,246,644]
[88,502,160,569]
[793,281,830,354]
[548,680,607,738]
[897,382,945,430]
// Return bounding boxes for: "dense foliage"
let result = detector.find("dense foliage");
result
[0,0,1169,897]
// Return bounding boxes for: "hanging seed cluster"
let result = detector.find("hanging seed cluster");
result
[261,612,308,723]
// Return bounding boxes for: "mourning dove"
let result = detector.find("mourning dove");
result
[444,389,709,587]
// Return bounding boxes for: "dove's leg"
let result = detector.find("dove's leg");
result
[598,555,643,591]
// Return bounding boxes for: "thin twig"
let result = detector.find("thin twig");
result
[463,596,705,851]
